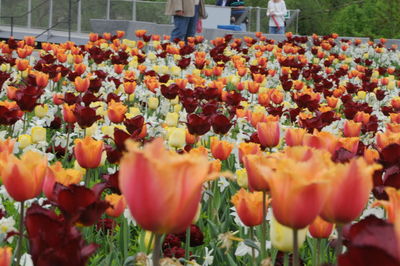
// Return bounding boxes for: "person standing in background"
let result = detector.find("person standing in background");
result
[165,0,201,42]
[267,0,287,34]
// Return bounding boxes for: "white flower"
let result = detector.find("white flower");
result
[20,253,34,266]
[217,177,230,193]
[202,247,214,266]
[235,240,259,257]
[0,216,16,243]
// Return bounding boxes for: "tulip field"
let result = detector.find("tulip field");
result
[0,30,400,266]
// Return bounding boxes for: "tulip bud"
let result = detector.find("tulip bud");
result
[235,168,248,188]
[270,215,307,252]
[31,126,46,143]
[148,97,159,110]
[34,104,49,118]
[308,216,334,239]
[165,112,179,127]
[105,194,126,217]
[18,134,32,149]
[168,127,186,148]
[0,247,12,266]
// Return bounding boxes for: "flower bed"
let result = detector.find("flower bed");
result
[0,31,399,265]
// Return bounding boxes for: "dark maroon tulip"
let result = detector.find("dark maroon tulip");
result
[175,224,204,247]
[73,104,101,128]
[339,215,400,266]
[102,171,120,194]
[0,104,23,125]
[105,145,123,164]
[123,115,144,135]
[211,114,232,135]
[81,91,103,106]
[186,114,210,136]
[177,57,191,69]
[25,203,98,266]
[55,184,109,226]
[161,84,179,100]
[14,85,43,112]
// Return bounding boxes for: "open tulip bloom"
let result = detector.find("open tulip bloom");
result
[0,32,399,266]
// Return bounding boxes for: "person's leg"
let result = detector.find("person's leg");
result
[186,5,199,40]
[269,26,277,34]
[171,15,190,41]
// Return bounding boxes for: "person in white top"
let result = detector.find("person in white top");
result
[266,0,287,34]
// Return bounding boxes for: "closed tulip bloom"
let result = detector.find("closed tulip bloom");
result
[0,138,15,154]
[270,215,307,252]
[31,126,46,143]
[34,104,48,118]
[257,121,280,148]
[63,104,77,124]
[42,161,83,200]
[148,97,159,109]
[243,154,274,191]
[210,137,234,161]
[74,136,104,169]
[0,247,12,266]
[238,142,261,163]
[18,134,32,149]
[119,138,210,234]
[165,112,179,127]
[266,147,333,229]
[235,168,248,188]
[105,194,126,217]
[0,151,47,201]
[231,188,269,227]
[343,120,362,137]
[285,128,307,147]
[35,72,49,88]
[320,158,381,224]
[168,127,186,148]
[308,216,334,239]
[107,100,127,123]
[74,76,90,93]
[123,81,136,95]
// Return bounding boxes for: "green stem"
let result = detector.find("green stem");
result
[15,201,25,266]
[85,168,91,187]
[335,225,343,266]
[283,252,289,266]
[64,125,71,163]
[153,233,162,266]
[316,238,321,266]
[260,191,267,260]
[292,229,299,266]
[184,226,191,264]
[249,226,256,266]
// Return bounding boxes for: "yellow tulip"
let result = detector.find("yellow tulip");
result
[34,104,49,118]
[235,168,248,188]
[168,127,186,148]
[165,112,179,127]
[18,134,32,149]
[148,97,159,110]
[270,215,307,252]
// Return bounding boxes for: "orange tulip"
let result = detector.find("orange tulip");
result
[343,120,362,137]
[372,187,400,224]
[119,138,210,234]
[308,216,334,239]
[42,161,83,200]
[35,72,49,88]
[320,158,381,224]
[238,142,261,163]
[116,30,125,39]
[74,137,104,169]
[24,36,35,46]
[363,148,379,164]
[243,154,274,191]
[257,121,280,148]
[303,130,338,154]
[0,138,15,154]
[265,147,333,229]
[16,59,29,71]
[107,100,127,123]
[135,29,147,38]
[285,128,306,147]
[74,76,90,93]
[231,188,269,227]
[0,247,12,266]
[326,96,338,108]
[376,131,400,150]
[105,194,126,217]
[123,81,137,95]
[89,33,99,42]
[74,63,86,75]
[0,151,47,201]
[63,104,76,124]
[210,137,233,160]
[114,64,124,74]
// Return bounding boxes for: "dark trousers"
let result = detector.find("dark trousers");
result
[171,5,199,41]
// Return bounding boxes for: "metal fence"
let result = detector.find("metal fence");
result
[0,0,300,35]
